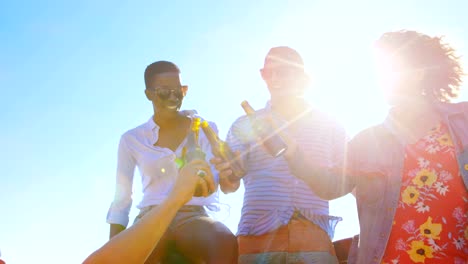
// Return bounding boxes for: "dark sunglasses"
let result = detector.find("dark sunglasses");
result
[152,86,184,100]
[260,67,303,79]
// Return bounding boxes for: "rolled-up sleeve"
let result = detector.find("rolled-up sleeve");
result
[106,135,136,227]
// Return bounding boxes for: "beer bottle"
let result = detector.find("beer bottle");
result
[185,117,206,162]
[201,120,246,180]
[184,118,208,197]
[241,100,287,157]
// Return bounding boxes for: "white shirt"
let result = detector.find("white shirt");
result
[106,110,219,227]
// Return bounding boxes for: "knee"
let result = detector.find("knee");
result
[208,224,238,262]
[214,225,238,250]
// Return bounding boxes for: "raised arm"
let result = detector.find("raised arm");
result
[282,126,355,200]
[84,160,212,264]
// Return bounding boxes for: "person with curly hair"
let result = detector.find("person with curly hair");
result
[280,30,468,263]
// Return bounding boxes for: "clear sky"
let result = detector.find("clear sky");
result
[1,0,467,263]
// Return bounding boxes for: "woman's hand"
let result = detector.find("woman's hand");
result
[170,159,215,205]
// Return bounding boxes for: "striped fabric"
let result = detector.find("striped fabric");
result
[226,102,346,239]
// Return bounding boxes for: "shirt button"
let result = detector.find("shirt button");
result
[387,207,393,211]
[380,233,386,238]
[464,164,468,170]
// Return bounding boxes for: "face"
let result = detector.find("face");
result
[260,60,307,98]
[375,51,423,106]
[145,72,187,111]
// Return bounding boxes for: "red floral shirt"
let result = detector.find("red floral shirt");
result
[382,123,468,263]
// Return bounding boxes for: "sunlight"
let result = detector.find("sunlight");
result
[304,40,388,136]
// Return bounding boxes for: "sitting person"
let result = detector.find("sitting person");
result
[85,159,213,263]
[105,61,237,263]
[212,46,346,263]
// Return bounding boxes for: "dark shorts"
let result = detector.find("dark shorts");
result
[134,204,208,231]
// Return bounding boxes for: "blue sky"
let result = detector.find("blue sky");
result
[1,1,467,263]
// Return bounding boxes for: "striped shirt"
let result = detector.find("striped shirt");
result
[226,102,346,238]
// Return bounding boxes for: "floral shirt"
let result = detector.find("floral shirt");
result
[382,123,468,263]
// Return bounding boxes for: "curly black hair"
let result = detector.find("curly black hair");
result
[375,30,464,102]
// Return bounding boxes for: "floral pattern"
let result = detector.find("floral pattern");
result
[382,123,468,263]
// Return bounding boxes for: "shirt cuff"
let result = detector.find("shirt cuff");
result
[106,206,130,227]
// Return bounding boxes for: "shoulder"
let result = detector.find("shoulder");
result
[120,120,151,142]
[436,101,468,115]
[350,123,389,149]
[306,108,347,136]
[231,106,269,125]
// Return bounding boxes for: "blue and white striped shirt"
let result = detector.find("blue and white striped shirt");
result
[226,103,346,238]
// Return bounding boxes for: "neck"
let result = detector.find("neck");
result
[270,96,309,119]
[390,98,433,123]
[153,107,182,127]
[388,98,441,144]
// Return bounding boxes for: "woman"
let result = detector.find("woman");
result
[106,61,237,263]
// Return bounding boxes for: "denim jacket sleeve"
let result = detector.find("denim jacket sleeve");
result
[439,102,468,189]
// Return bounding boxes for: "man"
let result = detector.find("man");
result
[284,30,468,263]
[106,61,237,263]
[85,160,213,263]
[213,46,346,263]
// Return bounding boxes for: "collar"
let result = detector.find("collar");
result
[383,101,468,147]
[144,109,199,131]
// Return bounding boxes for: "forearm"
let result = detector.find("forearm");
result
[284,147,352,200]
[85,196,183,264]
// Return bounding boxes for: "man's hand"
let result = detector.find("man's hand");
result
[210,151,243,193]
[170,159,214,205]
[276,129,298,161]
[210,150,244,179]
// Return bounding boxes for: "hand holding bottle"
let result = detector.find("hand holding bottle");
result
[201,120,246,181]
[183,118,216,196]
[171,159,215,204]
[241,100,288,157]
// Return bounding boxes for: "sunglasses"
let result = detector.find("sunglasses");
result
[152,86,184,100]
[260,67,303,79]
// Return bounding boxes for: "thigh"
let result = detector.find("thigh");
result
[174,215,238,264]
[143,229,173,264]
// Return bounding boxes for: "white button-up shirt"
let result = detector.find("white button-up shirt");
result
[106,110,219,227]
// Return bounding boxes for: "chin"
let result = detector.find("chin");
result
[166,105,179,110]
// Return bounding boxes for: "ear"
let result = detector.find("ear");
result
[144,89,153,101]
[260,69,267,81]
[181,85,188,97]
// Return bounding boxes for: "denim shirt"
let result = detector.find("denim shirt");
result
[290,102,468,264]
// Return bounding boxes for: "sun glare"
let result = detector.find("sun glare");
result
[305,43,388,136]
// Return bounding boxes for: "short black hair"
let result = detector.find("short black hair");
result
[144,61,180,90]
